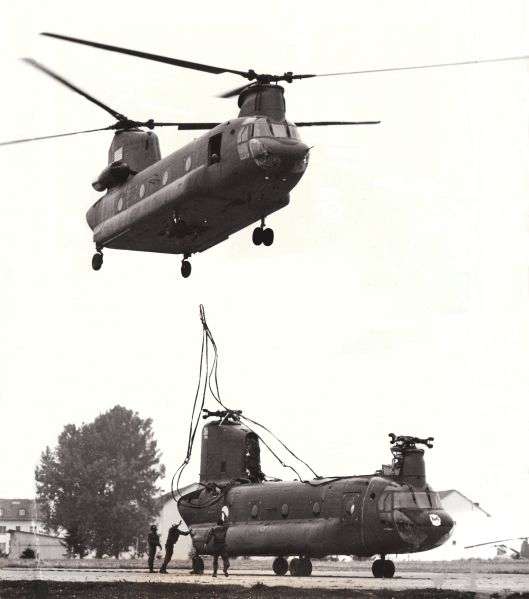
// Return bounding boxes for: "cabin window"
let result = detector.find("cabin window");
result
[220,461,226,473]
[380,513,394,530]
[253,118,272,137]
[208,133,222,165]
[163,170,169,184]
[312,502,321,515]
[250,504,258,518]
[270,123,288,138]
[281,504,289,518]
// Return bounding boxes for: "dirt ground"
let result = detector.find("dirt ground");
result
[1,560,528,598]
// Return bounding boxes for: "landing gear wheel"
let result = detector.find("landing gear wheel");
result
[191,555,204,575]
[372,559,384,578]
[181,259,192,278]
[289,558,301,576]
[262,227,274,246]
[272,557,288,576]
[372,558,395,578]
[299,557,312,576]
[252,227,263,246]
[382,560,395,578]
[92,252,103,271]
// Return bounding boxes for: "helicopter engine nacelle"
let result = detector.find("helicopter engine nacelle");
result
[92,160,132,192]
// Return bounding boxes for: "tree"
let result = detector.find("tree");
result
[35,406,165,558]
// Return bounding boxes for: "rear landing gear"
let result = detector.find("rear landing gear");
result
[289,556,312,576]
[252,218,274,247]
[372,555,395,578]
[92,249,103,271]
[272,556,288,576]
[181,257,192,278]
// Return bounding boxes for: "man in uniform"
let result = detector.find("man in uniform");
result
[205,519,230,577]
[147,524,162,573]
[159,520,190,573]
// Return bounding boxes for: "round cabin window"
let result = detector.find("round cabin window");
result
[251,504,258,518]
[312,502,321,515]
[162,170,169,185]
[116,197,123,212]
[185,157,192,172]
[281,504,289,518]
[139,184,145,198]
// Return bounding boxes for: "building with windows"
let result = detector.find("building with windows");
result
[0,499,45,556]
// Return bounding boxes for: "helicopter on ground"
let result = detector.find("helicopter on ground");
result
[178,412,453,578]
[171,307,454,578]
[3,34,528,277]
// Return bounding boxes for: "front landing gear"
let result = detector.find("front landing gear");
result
[181,256,192,278]
[372,555,395,578]
[252,218,274,247]
[92,249,103,271]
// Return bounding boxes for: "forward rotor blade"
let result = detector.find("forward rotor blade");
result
[0,126,112,147]
[152,122,219,130]
[312,54,529,78]
[41,32,249,78]
[22,58,125,120]
[296,120,380,126]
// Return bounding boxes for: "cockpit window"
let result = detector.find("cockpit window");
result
[270,123,288,138]
[393,491,442,509]
[287,121,301,140]
[253,118,272,137]
[238,125,250,143]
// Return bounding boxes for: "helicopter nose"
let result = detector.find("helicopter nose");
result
[394,509,454,550]
[249,138,309,174]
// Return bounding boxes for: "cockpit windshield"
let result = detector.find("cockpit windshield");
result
[393,490,443,510]
[248,118,300,140]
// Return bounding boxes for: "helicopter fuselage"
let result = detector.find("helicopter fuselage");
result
[86,115,309,257]
[179,475,453,559]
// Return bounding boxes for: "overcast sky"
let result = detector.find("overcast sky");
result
[1,0,528,542]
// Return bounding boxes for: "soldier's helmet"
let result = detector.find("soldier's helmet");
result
[150,525,157,531]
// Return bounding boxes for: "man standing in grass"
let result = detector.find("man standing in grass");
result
[160,521,190,573]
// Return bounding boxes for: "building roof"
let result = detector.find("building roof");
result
[439,489,491,517]
[0,499,44,522]
[8,529,61,540]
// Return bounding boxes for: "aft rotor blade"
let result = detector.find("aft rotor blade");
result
[313,55,529,78]
[296,120,380,126]
[41,32,249,78]
[0,126,112,147]
[153,122,219,130]
[22,58,125,120]
[218,83,252,99]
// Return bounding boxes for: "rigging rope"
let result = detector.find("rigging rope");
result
[171,304,320,503]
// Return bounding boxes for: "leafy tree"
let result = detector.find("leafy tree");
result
[35,406,165,558]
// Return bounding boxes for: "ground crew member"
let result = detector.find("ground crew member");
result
[159,520,190,573]
[205,519,230,577]
[147,524,162,573]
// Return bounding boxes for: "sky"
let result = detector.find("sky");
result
[1,0,528,543]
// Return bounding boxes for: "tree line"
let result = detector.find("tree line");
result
[35,405,165,558]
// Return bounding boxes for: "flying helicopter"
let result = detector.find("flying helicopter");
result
[2,33,528,277]
[171,307,454,578]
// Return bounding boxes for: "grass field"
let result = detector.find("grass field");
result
[0,580,514,599]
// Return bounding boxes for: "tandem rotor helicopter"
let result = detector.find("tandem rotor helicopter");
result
[2,33,528,277]
[170,307,454,578]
